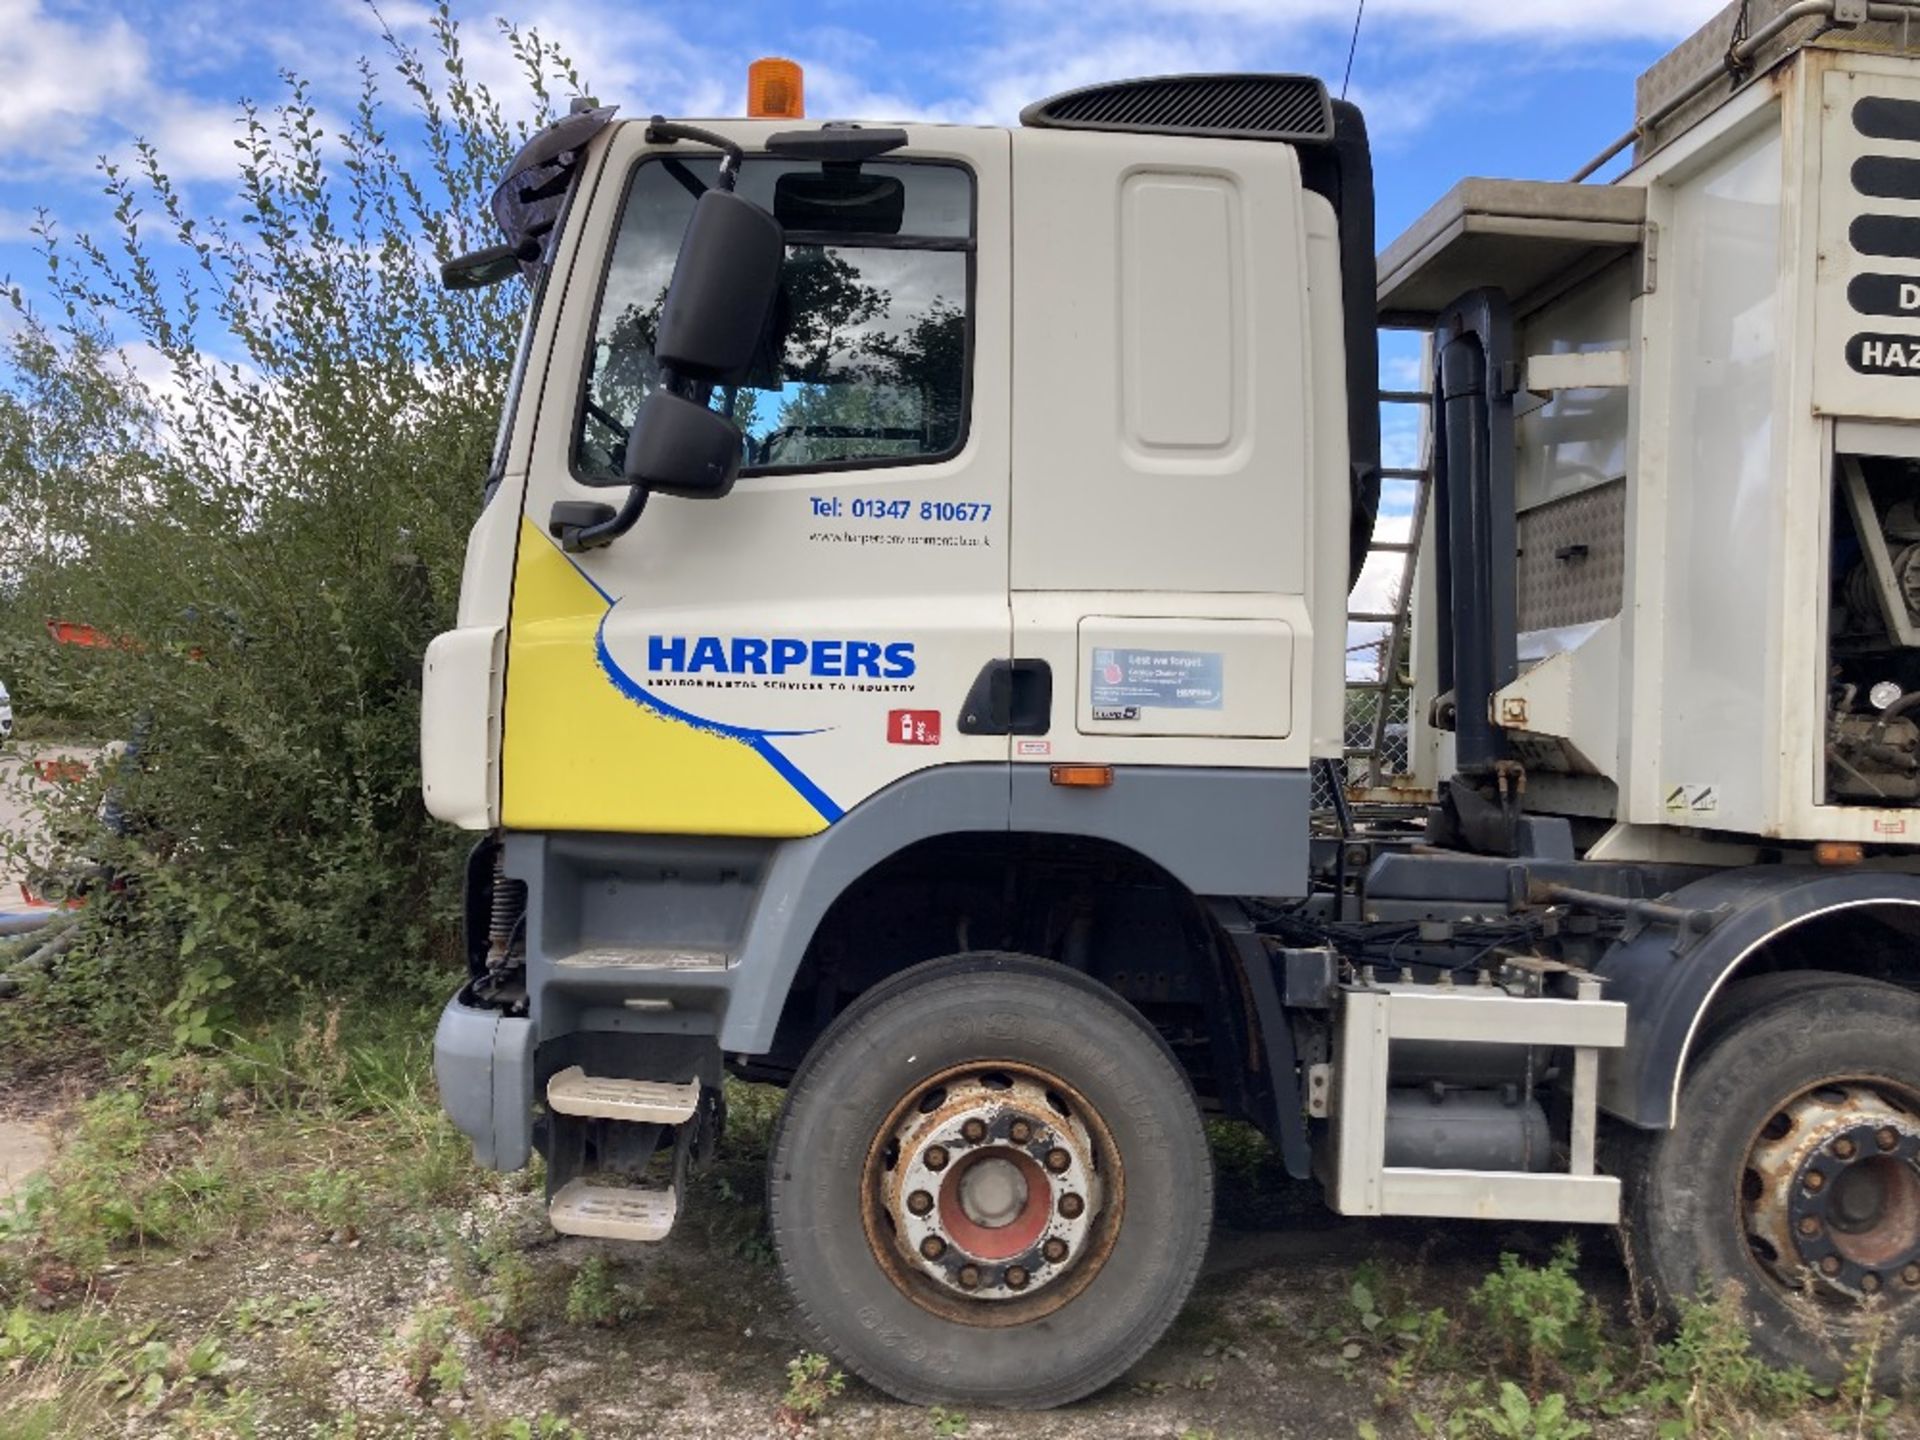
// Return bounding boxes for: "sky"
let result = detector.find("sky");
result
[0,0,1732,656]
[0,0,1730,287]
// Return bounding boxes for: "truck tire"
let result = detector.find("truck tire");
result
[1622,973,1920,1383]
[767,951,1214,1408]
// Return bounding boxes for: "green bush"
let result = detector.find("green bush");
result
[0,6,587,1058]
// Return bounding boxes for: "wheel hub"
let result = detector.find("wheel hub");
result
[957,1156,1028,1228]
[1746,1081,1920,1301]
[873,1069,1112,1311]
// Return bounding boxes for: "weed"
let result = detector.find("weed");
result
[32,1089,161,1274]
[929,1405,969,1436]
[723,1077,784,1154]
[698,1079,781,1265]
[446,1216,544,1344]
[0,1302,120,1367]
[390,1302,462,1398]
[565,1254,630,1327]
[1206,1118,1271,1185]
[489,1249,540,1335]
[450,1418,587,1440]
[1338,1259,1452,1404]
[228,1294,329,1335]
[1836,1314,1897,1440]
[779,1350,846,1423]
[117,1330,237,1413]
[294,1167,365,1236]
[1629,1284,1817,1435]
[1469,1240,1601,1391]
[1466,1382,1592,1440]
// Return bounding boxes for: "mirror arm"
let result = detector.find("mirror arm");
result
[645,117,746,192]
[550,487,650,553]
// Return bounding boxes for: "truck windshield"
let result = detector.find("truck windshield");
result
[574,155,974,478]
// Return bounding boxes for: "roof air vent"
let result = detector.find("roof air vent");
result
[1020,74,1334,145]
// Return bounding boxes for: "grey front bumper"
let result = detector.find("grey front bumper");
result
[432,985,535,1171]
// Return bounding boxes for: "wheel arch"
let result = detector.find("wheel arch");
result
[1596,866,1920,1129]
[734,829,1276,1123]
[719,763,1307,1061]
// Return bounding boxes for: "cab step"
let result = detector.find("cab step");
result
[548,1179,678,1242]
[546,1067,701,1124]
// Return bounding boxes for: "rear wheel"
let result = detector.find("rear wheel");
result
[1623,974,1920,1382]
[767,952,1213,1408]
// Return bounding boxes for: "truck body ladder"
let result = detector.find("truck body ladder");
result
[1339,373,1434,800]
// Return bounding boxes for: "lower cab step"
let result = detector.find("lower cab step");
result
[548,1179,679,1241]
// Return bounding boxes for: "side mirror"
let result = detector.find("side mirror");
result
[624,390,744,500]
[581,183,784,514]
[440,239,540,290]
[654,189,783,383]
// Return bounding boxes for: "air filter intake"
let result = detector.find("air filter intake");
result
[1020,74,1334,145]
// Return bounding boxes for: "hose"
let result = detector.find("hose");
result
[1572,1,1920,182]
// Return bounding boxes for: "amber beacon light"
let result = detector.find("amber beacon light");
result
[748,57,805,119]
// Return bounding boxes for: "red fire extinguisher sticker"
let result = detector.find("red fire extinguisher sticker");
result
[888,709,942,745]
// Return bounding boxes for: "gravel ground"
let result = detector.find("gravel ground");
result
[93,1175,1621,1440]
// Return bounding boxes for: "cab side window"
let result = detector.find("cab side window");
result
[575,156,975,477]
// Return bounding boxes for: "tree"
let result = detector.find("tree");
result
[0,3,586,1052]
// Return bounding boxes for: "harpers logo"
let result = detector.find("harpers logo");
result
[648,635,916,680]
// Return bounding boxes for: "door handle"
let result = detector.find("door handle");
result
[959,660,1052,736]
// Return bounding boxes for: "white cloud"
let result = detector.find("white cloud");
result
[134,95,253,182]
[0,0,263,183]
[0,0,147,153]
[1117,0,1728,43]
[937,29,1262,126]
[0,207,40,244]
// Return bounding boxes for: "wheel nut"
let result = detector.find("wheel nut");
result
[961,1118,987,1145]
[1798,1215,1821,1237]
[1806,1170,1828,1192]
[1821,1256,1843,1277]
[1009,1119,1033,1144]
[925,1145,950,1172]
[1045,1148,1071,1174]
[1863,1272,1883,1294]
[1901,1263,1920,1286]
[1879,1127,1901,1153]
[1006,1265,1030,1290]
[920,1235,946,1261]
[1042,1237,1069,1264]
[958,1264,981,1290]
[907,1190,934,1216]
[1833,1137,1857,1160]
[1058,1193,1085,1220]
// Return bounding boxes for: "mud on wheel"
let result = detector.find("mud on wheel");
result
[1624,973,1920,1384]
[768,952,1214,1408]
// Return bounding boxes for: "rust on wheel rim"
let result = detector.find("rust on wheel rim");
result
[1743,1077,1920,1305]
[859,1063,1125,1326]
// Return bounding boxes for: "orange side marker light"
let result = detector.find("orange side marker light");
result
[1049,765,1114,789]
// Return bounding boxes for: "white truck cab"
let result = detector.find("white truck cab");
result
[423,25,1920,1407]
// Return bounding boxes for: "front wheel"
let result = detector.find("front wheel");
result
[1623,973,1920,1384]
[767,952,1214,1408]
